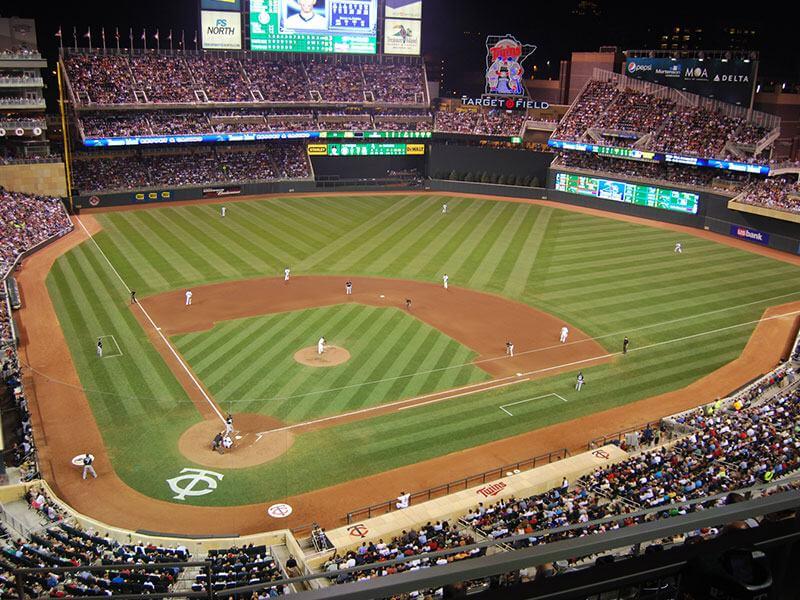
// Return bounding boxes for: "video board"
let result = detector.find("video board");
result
[554,172,699,214]
[308,142,425,156]
[250,0,377,54]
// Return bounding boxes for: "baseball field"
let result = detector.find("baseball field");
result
[40,193,800,512]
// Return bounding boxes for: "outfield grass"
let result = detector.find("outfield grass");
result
[172,305,489,422]
[46,194,800,505]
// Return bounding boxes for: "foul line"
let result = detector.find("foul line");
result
[500,393,568,416]
[257,377,530,436]
[253,307,800,438]
[76,217,226,424]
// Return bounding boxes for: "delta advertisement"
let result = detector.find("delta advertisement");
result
[624,58,756,106]
[201,10,242,50]
[383,18,421,55]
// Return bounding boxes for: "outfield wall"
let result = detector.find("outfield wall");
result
[427,176,800,255]
[428,145,552,182]
[74,180,317,209]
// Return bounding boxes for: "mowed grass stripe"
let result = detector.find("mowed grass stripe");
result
[127,210,220,282]
[96,214,177,292]
[326,196,433,273]
[502,207,554,298]
[299,196,419,270]
[276,307,402,420]
[154,208,253,278]
[78,244,183,413]
[94,227,170,294]
[182,205,295,277]
[468,202,534,289]
[446,201,516,282]
[409,204,494,276]
[199,308,337,403]
[239,202,323,257]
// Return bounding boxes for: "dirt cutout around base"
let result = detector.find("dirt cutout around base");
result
[294,346,351,367]
[178,413,294,469]
[15,203,800,536]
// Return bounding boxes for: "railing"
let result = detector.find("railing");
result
[586,420,669,451]
[0,502,33,538]
[345,448,568,524]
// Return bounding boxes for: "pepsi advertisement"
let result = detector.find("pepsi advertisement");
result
[624,58,756,107]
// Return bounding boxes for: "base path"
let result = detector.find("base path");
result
[140,275,608,379]
[13,201,800,536]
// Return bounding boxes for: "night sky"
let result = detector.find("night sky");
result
[3,0,798,99]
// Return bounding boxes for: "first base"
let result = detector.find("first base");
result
[380,294,385,298]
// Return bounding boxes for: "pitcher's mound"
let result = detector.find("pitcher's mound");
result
[178,413,294,469]
[294,346,350,367]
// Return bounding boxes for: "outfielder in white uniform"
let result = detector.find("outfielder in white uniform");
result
[442,203,448,214]
[317,337,325,355]
[221,206,226,217]
[284,267,291,283]
[560,326,569,343]
[185,290,193,306]
[443,274,449,290]
[674,242,682,253]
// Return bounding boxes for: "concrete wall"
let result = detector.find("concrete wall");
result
[0,162,67,197]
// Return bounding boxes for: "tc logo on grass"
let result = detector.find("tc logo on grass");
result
[167,468,224,500]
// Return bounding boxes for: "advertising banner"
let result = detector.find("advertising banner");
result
[201,10,242,49]
[201,0,241,10]
[624,58,756,106]
[202,186,242,198]
[485,35,536,96]
[386,0,422,19]
[729,224,770,245]
[384,18,421,55]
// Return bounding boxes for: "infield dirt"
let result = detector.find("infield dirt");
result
[15,196,800,535]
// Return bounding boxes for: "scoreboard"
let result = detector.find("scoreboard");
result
[308,143,426,156]
[554,173,699,215]
[250,0,378,54]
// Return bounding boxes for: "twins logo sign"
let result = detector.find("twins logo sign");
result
[485,35,537,96]
[166,468,224,500]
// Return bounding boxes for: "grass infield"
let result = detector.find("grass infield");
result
[46,194,800,505]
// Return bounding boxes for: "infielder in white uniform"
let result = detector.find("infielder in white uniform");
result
[560,326,569,343]
[185,290,193,306]
[317,337,325,355]
[506,341,514,357]
[443,274,449,290]
[284,267,291,283]
[674,242,682,253]
[575,372,584,391]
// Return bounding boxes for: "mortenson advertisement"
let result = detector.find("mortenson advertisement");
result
[624,58,756,106]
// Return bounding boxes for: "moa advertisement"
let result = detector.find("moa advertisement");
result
[624,58,757,106]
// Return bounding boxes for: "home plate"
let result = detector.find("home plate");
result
[235,435,243,440]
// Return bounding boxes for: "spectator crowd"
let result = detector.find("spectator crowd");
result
[63,53,427,106]
[71,144,311,192]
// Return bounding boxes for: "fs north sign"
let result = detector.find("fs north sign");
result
[201,10,242,50]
